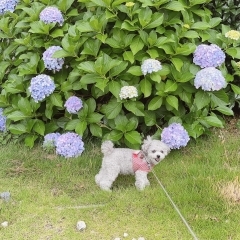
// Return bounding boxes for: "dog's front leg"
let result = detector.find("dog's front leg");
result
[134,170,149,190]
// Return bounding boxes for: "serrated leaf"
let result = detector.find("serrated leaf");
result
[50,93,63,107]
[25,135,38,148]
[144,110,156,126]
[130,36,144,55]
[164,1,185,11]
[140,79,152,98]
[123,51,134,64]
[8,123,28,134]
[127,66,142,76]
[33,120,45,136]
[75,121,87,136]
[171,58,183,72]
[65,119,79,130]
[166,95,178,110]
[194,91,210,110]
[215,106,233,116]
[90,123,102,137]
[148,96,163,110]
[204,116,223,128]
[164,80,178,92]
[87,112,103,123]
[101,99,122,119]
[124,131,142,144]
[124,101,145,116]
[7,111,32,121]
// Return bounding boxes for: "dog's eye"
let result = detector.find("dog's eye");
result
[152,150,156,153]
[160,150,164,153]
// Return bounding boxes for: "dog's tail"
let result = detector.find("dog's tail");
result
[101,140,114,156]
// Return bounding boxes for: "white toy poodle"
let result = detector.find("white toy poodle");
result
[95,136,170,191]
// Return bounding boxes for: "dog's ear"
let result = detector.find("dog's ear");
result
[141,136,152,153]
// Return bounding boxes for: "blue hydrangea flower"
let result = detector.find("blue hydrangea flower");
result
[43,46,64,71]
[56,132,85,158]
[161,123,190,149]
[64,96,83,114]
[0,0,18,14]
[194,67,227,91]
[0,108,6,132]
[43,133,61,149]
[193,44,226,68]
[29,74,55,102]
[141,59,162,75]
[39,6,64,25]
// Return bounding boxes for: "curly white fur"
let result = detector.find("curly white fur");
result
[95,136,170,191]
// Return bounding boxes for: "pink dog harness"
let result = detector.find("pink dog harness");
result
[132,151,153,172]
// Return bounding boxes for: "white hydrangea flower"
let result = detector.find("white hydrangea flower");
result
[141,59,162,75]
[119,86,138,100]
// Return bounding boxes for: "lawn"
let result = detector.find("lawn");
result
[0,119,240,240]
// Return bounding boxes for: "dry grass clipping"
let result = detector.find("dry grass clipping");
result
[219,177,240,204]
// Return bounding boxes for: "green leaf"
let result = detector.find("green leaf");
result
[101,99,122,119]
[50,93,63,107]
[203,116,223,128]
[138,7,152,28]
[171,58,183,72]
[226,48,240,59]
[18,98,32,115]
[145,13,164,29]
[107,130,123,141]
[140,79,152,98]
[124,101,145,116]
[164,1,185,11]
[130,36,144,55]
[148,96,163,110]
[124,131,142,145]
[215,106,233,116]
[115,115,129,132]
[108,81,121,98]
[8,123,28,134]
[75,121,87,136]
[90,123,102,137]
[194,91,210,110]
[109,62,128,77]
[144,110,156,126]
[7,111,32,121]
[127,66,142,76]
[24,135,38,148]
[166,95,178,110]
[164,80,178,92]
[123,51,134,64]
[191,22,211,30]
[86,98,96,113]
[33,119,45,136]
[65,119,79,130]
[231,84,240,94]
[87,112,104,123]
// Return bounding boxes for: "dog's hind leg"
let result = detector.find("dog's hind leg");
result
[98,167,120,191]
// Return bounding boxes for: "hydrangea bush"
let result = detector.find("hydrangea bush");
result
[0,0,240,149]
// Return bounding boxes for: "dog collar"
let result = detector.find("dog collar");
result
[132,151,153,172]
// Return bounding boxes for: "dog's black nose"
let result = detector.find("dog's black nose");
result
[157,155,160,158]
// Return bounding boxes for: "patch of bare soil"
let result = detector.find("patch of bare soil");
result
[219,177,240,204]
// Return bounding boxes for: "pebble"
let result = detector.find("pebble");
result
[1,221,8,228]
[0,192,10,201]
[76,220,86,231]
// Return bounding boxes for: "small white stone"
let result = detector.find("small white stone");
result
[76,220,86,231]
[1,221,8,227]
[123,233,128,237]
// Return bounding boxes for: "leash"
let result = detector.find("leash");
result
[152,169,199,240]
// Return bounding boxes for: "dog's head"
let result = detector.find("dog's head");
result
[141,136,170,165]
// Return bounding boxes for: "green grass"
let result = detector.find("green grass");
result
[0,122,240,240]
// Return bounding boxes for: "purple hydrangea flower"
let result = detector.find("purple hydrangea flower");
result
[56,132,85,158]
[29,74,55,102]
[0,0,18,14]
[194,67,227,91]
[161,123,190,149]
[43,46,64,71]
[64,96,83,114]
[39,6,64,25]
[43,132,61,149]
[193,44,225,68]
[0,108,6,132]
[141,59,162,75]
